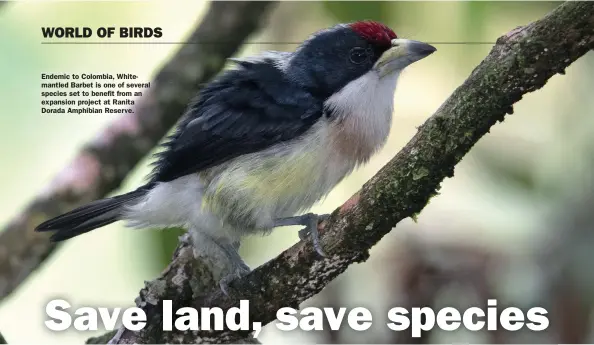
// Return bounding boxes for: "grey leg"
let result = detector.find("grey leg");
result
[215,240,250,296]
[107,327,125,344]
[273,213,330,257]
[189,229,250,296]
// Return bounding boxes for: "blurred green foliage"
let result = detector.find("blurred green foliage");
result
[322,1,393,23]
[3,2,594,343]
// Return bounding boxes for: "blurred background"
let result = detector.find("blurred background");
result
[1,0,594,343]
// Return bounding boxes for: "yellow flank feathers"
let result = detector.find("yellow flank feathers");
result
[205,149,317,214]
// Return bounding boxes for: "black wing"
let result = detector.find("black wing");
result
[149,58,324,183]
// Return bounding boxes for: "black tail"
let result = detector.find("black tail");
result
[35,188,148,242]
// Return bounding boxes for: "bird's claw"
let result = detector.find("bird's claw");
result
[298,213,329,258]
[219,264,250,297]
[297,228,309,241]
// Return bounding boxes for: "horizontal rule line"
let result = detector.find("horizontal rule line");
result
[41,41,497,45]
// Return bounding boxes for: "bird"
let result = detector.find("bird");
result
[35,21,436,293]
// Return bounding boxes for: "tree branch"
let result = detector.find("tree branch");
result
[103,1,594,344]
[0,1,275,302]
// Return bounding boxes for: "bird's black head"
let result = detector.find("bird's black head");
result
[287,21,436,99]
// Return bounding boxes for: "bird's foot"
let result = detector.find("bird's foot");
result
[219,262,251,297]
[297,213,329,257]
[107,327,126,344]
[188,230,251,297]
[274,213,330,257]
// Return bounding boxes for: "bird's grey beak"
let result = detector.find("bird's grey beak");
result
[374,38,436,77]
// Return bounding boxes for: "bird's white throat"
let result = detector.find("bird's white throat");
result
[324,69,400,163]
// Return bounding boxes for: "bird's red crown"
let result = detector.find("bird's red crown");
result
[350,21,397,47]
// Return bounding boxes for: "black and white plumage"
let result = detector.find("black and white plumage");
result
[36,21,436,291]
[151,55,324,184]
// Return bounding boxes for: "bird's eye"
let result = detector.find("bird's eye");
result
[349,47,369,64]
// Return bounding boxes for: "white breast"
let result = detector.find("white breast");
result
[325,69,400,164]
